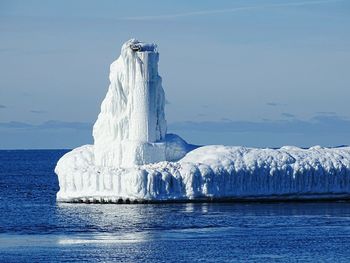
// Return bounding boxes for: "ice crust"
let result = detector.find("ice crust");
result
[93,39,166,167]
[55,39,350,202]
[56,144,350,202]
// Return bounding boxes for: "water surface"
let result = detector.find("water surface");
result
[1,150,350,262]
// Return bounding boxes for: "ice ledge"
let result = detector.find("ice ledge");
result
[56,142,350,203]
[57,194,350,204]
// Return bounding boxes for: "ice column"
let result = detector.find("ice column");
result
[93,39,167,167]
[129,51,159,142]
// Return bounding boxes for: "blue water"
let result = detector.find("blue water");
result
[1,150,350,262]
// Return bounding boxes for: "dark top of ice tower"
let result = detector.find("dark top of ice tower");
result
[130,42,157,52]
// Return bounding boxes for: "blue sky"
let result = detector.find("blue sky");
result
[0,0,350,149]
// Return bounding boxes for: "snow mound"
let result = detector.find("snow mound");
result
[56,144,350,202]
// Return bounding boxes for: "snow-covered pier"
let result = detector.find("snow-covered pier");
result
[55,39,350,203]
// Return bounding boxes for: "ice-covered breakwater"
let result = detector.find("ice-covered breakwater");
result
[56,144,350,202]
[55,39,350,203]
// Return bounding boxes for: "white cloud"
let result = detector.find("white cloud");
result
[121,0,341,21]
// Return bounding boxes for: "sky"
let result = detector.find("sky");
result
[0,0,350,149]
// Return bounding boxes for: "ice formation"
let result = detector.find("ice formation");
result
[55,39,350,203]
[56,145,350,202]
[93,39,167,168]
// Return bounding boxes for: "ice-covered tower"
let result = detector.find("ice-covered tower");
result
[93,39,167,167]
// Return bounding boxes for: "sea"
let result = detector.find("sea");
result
[1,150,350,262]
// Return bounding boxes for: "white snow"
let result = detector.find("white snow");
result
[56,144,350,202]
[55,39,350,203]
[93,39,166,167]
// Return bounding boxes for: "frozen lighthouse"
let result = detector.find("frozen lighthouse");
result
[93,39,167,167]
[55,39,350,203]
